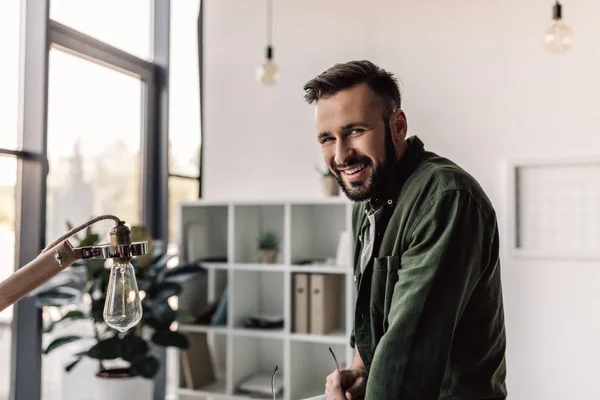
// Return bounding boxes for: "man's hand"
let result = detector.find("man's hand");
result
[325,368,368,400]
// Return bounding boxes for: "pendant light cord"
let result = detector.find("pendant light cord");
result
[267,0,273,45]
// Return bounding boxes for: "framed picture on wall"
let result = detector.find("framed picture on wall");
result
[505,156,600,260]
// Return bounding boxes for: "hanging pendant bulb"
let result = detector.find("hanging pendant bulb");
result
[543,1,573,54]
[102,221,143,332]
[257,0,279,86]
[256,46,280,86]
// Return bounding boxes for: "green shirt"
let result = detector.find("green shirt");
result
[350,136,507,399]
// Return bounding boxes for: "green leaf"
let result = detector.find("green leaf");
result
[65,358,82,372]
[136,278,151,293]
[90,296,106,323]
[152,330,188,349]
[80,233,100,247]
[44,336,82,355]
[44,310,86,333]
[120,335,148,362]
[86,259,106,279]
[149,282,181,300]
[147,301,176,328]
[86,336,121,360]
[131,355,160,379]
[35,287,81,308]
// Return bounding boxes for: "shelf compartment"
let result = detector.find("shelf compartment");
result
[231,336,284,399]
[181,204,229,263]
[232,270,285,330]
[179,268,227,326]
[290,272,347,335]
[177,377,227,397]
[178,331,227,394]
[290,204,349,265]
[233,204,285,264]
[289,342,347,400]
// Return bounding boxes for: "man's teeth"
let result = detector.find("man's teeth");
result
[344,165,365,175]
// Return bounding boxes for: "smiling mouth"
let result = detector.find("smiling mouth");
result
[341,164,367,176]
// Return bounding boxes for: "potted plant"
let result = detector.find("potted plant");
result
[35,223,204,400]
[257,231,278,264]
[316,166,340,196]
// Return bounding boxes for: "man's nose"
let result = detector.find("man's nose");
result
[334,140,353,167]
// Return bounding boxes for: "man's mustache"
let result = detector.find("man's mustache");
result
[333,156,372,171]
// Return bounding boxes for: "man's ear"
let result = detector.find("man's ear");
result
[388,108,407,146]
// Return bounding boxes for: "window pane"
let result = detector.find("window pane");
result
[50,0,151,60]
[44,49,144,400]
[169,0,201,177]
[46,48,143,246]
[169,177,199,242]
[0,1,22,150]
[0,156,16,400]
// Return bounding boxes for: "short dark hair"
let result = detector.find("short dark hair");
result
[303,60,401,120]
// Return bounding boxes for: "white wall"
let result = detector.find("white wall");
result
[202,1,600,398]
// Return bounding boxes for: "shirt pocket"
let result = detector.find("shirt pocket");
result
[370,255,400,332]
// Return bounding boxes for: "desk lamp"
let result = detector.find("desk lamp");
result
[0,215,148,332]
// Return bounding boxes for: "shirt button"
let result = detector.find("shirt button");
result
[353,275,357,282]
[387,199,393,205]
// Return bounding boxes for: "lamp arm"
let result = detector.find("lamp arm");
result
[0,240,78,312]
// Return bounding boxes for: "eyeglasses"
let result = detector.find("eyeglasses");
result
[329,347,343,386]
[271,365,278,400]
[270,347,340,399]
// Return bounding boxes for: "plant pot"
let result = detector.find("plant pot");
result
[322,175,340,196]
[93,368,154,400]
[259,249,278,264]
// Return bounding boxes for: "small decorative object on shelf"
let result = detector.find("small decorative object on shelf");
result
[258,231,279,263]
[316,166,339,196]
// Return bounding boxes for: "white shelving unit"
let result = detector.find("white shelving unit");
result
[172,198,356,400]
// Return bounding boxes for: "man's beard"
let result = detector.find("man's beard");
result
[333,124,396,202]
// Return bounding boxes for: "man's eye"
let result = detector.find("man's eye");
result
[350,128,364,134]
[321,137,334,144]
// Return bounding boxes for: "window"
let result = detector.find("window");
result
[43,46,146,400]
[168,0,202,242]
[50,0,152,60]
[169,0,201,177]
[46,48,143,242]
[168,177,200,240]
[0,156,17,399]
[0,1,22,150]
[0,1,21,398]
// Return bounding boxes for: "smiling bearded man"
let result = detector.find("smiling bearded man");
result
[303,60,507,400]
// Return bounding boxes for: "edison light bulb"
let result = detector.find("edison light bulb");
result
[103,260,142,332]
[544,21,573,53]
[543,1,573,54]
[256,46,280,86]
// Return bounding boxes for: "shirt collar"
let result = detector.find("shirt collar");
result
[367,135,425,212]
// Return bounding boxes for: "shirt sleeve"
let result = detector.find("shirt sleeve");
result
[364,189,495,399]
